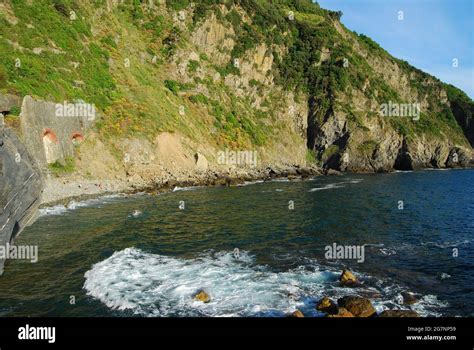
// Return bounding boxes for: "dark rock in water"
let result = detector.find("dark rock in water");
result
[401,291,419,305]
[316,297,338,314]
[327,307,354,318]
[378,310,419,317]
[337,296,376,317]
[288,309,304,318]
[0,126,43,275]
[193,290,210,303]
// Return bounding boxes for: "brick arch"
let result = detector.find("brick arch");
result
[42,128,58,143]
[42,128,59,164]
[71,132,84,143]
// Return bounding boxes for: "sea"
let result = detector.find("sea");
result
[0,169,472,317]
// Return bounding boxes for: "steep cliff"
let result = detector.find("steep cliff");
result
[0,119,43,275]
[0,0,472,184]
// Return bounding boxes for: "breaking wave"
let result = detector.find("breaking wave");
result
[83,248,447,317]
[39,194,136,217]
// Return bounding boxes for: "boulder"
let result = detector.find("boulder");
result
[339,269,357,285]
[327,307,354,318]
[286,167,299,176]
[316,297,338,314]
[378,310,419,318]
[193,290,211,303]
[326,168,343,176]
[289,310,304,318]
[296,167,312,178]
[267,167,281,177]
[337,296,376,317]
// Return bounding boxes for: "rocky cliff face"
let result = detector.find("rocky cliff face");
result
[0,0,472,185]
[0,118,43,275]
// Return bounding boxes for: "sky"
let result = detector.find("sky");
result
[317,0,474,98]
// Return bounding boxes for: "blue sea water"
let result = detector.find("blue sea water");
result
[0,169,472,317]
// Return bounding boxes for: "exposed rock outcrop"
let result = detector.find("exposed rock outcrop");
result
[327,307,355,318]
[316,297,338,314]
[337,296,376,317]
[289,310,304,318]
[339,269,357,286]
[193,290,211,303]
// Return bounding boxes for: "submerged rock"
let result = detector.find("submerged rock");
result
[193,290,211,303]
[316,297,338,314]
[378,310,420,317]
[337,296,376,317]
[401,291,419,305]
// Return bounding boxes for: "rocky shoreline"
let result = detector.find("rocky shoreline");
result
[39,164,326,207]
[40,163,474,208]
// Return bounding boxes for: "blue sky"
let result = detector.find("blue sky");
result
[318,0,474,98]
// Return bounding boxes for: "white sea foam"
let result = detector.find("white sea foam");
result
[345,179,363,184]
[172,186,202,192]
[308,183,346,192]
[440,273,451,280]
[39,205,68,216]
[237,180,265,187]
[307,178,363,192]
[421,240,470,249]
[83,248,447,317]
[39,193,129,217]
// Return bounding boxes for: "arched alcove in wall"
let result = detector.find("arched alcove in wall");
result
[42,128,59,164]
[71,132,84,145]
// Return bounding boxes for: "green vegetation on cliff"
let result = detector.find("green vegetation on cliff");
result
[0,0,472,171]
